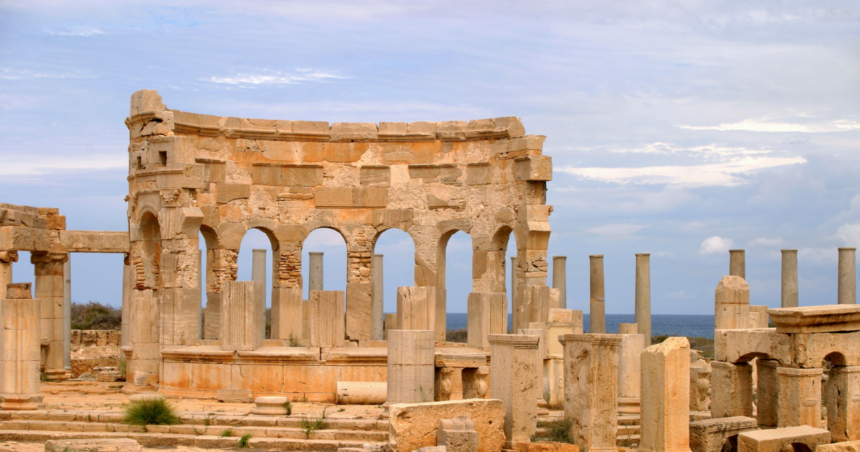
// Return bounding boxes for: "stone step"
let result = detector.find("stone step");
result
[618,414,640,425]
[0,429,386,451]
[616,424,640,436]
[616,433,640,447]
[0,420,388,442]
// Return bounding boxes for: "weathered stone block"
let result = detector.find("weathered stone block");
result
[330,122,378,142]
[514,155,552,181]
[388,399,506,452]
[466,163,492,185]
[346,282,372,341]
[737,426,829,452]
[314,187,354,208]
[353,187,388,207]
[438,416,479,452]
[690,416,757,452]
[216,183,251,204]
[360,165,391,187]
[45,438,142,452]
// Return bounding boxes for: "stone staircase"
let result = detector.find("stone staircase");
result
[0,409,388,450]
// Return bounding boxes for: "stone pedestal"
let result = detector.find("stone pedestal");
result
[589,255,605,333]
[387,330,435,404]
[160,288,200,347]
[618,323,644,400]
[346,282,372,340]
[729,249,745,279]
[309,252,323,291]
[372,254,384,340]
[711,361,753,418]
[553,256,567,310]
[781,250,798,308]
[0,283,43,410]
[33,252,69,381]
[308,290,345,347]
[220,281,265,351]
[635,253,652,346]
[714,276,750,330]
[839,247,856,305]
[397,286,436,331]
[271,287,303,340]
[489,334,540,448]
[640,336,692,452]
[467,292,507,349]
[560,334,622,452]
[826,365,860,441]
[252,396,289,415]
[777,367,822,428]
[756,360,780,428]
[63,258,71,373]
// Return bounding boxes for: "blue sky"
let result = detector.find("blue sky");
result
[1,1,859,315]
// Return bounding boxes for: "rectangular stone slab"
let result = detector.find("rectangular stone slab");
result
[738,426,830,452]
[388,399,505,452]
[768,305,860,333]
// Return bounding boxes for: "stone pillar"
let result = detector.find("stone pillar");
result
[838,247,856,305]
[757,360,780,428]
[714,276,750,330]
[711,361,753,418]
[387,330,435,404]
[120,254,131,370]
[197,249,203,339]
[63,258,71,373]
[0,283,43,410]
[309,252,323,291]
[526,285,556,325]
[729,249,745,279]
[346,281,372,341]
[826,365,860,441]
[489,334,540,448]
[32,252,69,381]
[396,286,436,331]
[777,367,822,428]
[220,281,264,351]
[0,251,16,301]
[467,292,507,349]
[640,337,692,452]
[384,313,398,340]
[561,333,622,452]
[589,255,605,334]
[372,254,384,340]
[552,256,567,310]
[271,287,303,340]
[307,290,345,347]
[252,249,266,337]
[635,253,652,346]
[127,289,159,392]
[781,249,798,308]
[511,256,519,329]
[618,323,644,399]
[462,366,490,400]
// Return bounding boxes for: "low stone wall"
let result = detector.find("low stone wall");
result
[71,330,121,347]
[70,330,122,378]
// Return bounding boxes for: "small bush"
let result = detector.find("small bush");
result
[220,428,233,437]
[123,398,180,426]
[532,418,572,444]
[238,433,252,448]
[300,407,328,438]
[71,301,121,330]
[284,399,293,415]
[446,328,467,343]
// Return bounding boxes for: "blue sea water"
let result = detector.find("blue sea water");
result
[442,313,715,339]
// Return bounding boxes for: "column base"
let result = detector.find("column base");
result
[43,369,71,381]
[0,394,43,410]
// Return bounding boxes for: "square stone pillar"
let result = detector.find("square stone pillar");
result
[346,282,372,340]
[560,334,622,452]
[371,254,384,341]
[640,336,692,452]
[0,283,43,410]
[462,366,490,400]
[307,290,345,347]
[467,292,507,349]
[387,330,435,404]
[777,367,822,428]
[489,334,540,448]
[220,281,265,351]
[714,276,750,330]
[271,287,303,340]
[160,288,200,347]
[526,285,557,324]
[618,324,645,400]
[127,289,160,392]
[826,365,860,441]
[396,286,436,331]
[120,254,131,370]
[32,252,69,381]
[711,361,753,418]
[203,292,222,339]
[756,360,780,428]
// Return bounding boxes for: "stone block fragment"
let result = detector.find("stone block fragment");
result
[818,440,860,452]
[336,381,387,405]
[271,287,303,341]
[372,208,414,231]
[714,276,750,330]
[514,156,552,181]
[689,416,757,452]
[216,183,251,204]
[713,328,791,365]
[360,165,391,187]
[467,163,492,185]
[330,122,378,142]
[217,388,253,403]
[710,361,753,418]
[640,337,691,452]
[388,399,505,452]
[353,187,388,207]
[737,426,830,452]
[346,282,372,340]
[438,416,479,452]
[314,187,354,208]
[467,292,507,349]
[220,281,264,351]
[308,290,345,347]
[489,334,540,446]
[436,121,467,141]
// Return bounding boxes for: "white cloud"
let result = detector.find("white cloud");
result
[559,156,806,187]
[0,155,127,176]
[585,224,645,236]
[749,237,785,248]
[679,119,860,133]
[45,27,106,37]
[204,70,343,86]
[0,69,93,80]
[699,236,735,255]
[605,142,771,157]
[798,247,834,266]
[836,224,860,246]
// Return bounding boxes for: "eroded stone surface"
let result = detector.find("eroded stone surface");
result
[388,399,505,452]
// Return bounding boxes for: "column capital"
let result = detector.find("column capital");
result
[30,252,68,264]
[0,250,18,263]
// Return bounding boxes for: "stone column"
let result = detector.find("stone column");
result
[729,249,745,279]
[640,337,692,452]
[781,249,798,308]
[372,254,384,340]
[561,333,622,452]
[838,247,856,305]
[467,292,507,349]
[777,367,822,428]
[309,252,324,291]
[63,258,71,373]
[396,286,436,331]
[0,283,43,410]
[511,256,519,330]
[197,249,203,339]
[552,256,567,310]
[711,361,753,418]
[127,289,159,392]
[826,365,860,441]
[387,330,435,404]
[618,323,644,400]
[220,281,264,351]
[635,253,651,346]
[757,360,780,428]
[120,254,131,370]
[32,252,69,381]
[714,276,750,330]
[307,290,345,347]
[589,255,605,334]
[271,287,303,340]
[0,251,16,301]
[252,249,266,337]
[489,334,540,448]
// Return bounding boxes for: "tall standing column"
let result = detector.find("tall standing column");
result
[372,254,384,340]
[838,247,856,305]
[589,255,605,334]
[781,249,799,308]
[635,253,651,346]
[729,249,745,279]
[32,252,69,381]
[640,337,692,452]
[252,249,267,337]
[552,256,567,310]
[0,283,43,410]
[0,251,16,301]
[309,252,324,292]
[63,258,71,373]
[511,256,519,331]
[120,254,131,370]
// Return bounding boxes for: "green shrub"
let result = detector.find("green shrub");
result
[445,328,467,343]
[123,398,180,426]
[238,433,252,448]
[532,418,572,443]
[284,399,293,415]
[300,407,328,438]
[220,428,233,437]
[71,301,121,330]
